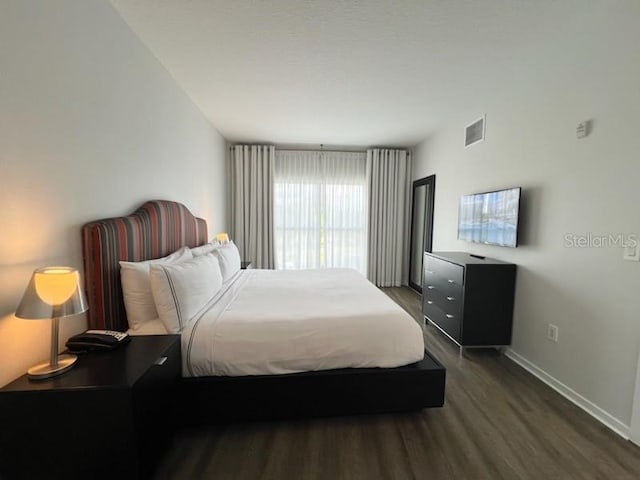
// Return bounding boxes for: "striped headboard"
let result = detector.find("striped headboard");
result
[82,200,208,331]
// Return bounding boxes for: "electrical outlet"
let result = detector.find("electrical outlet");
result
[547,324,559,342]
[576,120,591,138]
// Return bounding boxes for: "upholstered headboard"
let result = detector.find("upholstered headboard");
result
[82,200,208,331]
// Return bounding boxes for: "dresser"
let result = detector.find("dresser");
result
[0,335,181,480]
[423,252,516,349]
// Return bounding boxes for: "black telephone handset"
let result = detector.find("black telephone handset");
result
[66,330,131,353]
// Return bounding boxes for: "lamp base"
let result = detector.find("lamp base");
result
[27,353,78,380]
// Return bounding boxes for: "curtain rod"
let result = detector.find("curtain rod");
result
[228,145,407,153]
[228,145,367,153]
[275,147,367,153]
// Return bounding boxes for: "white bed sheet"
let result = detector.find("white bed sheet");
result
[182,268,425,377]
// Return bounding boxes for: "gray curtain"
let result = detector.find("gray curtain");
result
[366,148,412,287]
[230,145,276,268]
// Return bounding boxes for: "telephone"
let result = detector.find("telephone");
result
[66,330,131,353]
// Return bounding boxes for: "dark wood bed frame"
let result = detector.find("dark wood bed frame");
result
[82,200,446,423]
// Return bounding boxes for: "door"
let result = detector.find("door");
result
[408,175,436,293]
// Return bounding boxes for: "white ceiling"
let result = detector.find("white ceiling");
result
[109,0,580,147]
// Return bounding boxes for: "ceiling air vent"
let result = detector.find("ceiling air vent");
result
[465,115,485,147]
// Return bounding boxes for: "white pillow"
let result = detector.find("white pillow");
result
[190,240,221,257]
[120,246,193,330]
[149,254,223,334]
[213,242,241,282]
[126,318,168,336]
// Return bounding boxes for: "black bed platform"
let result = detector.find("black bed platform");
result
[177,350,445,424]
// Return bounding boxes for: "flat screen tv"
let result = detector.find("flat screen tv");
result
[458,187,521,248]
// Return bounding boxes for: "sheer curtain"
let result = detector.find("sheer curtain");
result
[229,145,276,268]
[274,150,367,274]
[366,148,412,287]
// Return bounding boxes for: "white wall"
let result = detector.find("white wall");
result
[413,3,640,428]
[0,0,227,387]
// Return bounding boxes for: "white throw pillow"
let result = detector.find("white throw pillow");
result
[190,240,221,257]
[213,242,241,282]
[120,246,193,330]
[150,253,223,334]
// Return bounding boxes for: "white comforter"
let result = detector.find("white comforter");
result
[182,268,425,377]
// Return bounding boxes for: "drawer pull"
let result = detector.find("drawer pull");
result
[447,296,455,301]
[154,356,168,366]
[445,314,455,319]
[447,279,455,284]
[426,300,433,305]
[427,285,435,290]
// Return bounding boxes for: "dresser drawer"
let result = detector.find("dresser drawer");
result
[425,272,463,299]
[425,255,464,287]
[423,301,460,341]
[424,285,462,316]
[133,340,181,478]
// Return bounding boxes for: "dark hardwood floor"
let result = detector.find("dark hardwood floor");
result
[155,287,640,480]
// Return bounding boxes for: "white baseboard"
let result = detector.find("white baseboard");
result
[505,348,630,440]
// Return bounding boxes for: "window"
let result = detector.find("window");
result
[274,150,367,274]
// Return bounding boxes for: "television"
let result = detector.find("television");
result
[457,187,521,248]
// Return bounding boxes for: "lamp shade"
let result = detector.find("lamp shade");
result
[216,232,230,243]
[16,267,88,320]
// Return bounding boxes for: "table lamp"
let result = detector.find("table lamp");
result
[216,232,230,244]
[15,266,88,379]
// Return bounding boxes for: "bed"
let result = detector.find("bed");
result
[82,200,445,423]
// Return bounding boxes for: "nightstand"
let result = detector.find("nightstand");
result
[241,261,253,269]
[0,335,181,480]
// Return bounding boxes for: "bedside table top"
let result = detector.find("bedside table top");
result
[1,335,180,393]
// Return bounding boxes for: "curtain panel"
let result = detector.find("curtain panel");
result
[274,150,367,274]
[229,145,276,269]
[366,148,412,287]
